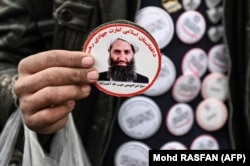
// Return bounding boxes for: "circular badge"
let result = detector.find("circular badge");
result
[176,10,206,44]
[207,25,223,43]
[114,141,150,166]
[160,141,187,150]
[208,44,230,73]
[118,96,162,139]
[83,20,161,97]
[144,54,176,96]
[205,0,222,8]
[190,134,219,150]
[206,6,223,24]
[172,74,201,103]
[182,48,208,77]
[182,0,201,11]
[196,98,228,132]
[201,73,228,101]
[166,103,194,136]
[135,6,174,49]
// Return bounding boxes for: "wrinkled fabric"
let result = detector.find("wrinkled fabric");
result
[0,110,22,166]
[0,70,18,129]
[23,113,91,166]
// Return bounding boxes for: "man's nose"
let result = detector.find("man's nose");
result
[118,52,126,61]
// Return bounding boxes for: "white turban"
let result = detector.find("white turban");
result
[109,35,139,53]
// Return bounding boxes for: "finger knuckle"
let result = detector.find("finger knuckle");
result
[44,70,55,84]
[18,59,29,74]
[23,114,36,130]
[13,80,22,96]
[41,111,54,125]
[19,96,32,113]
[46,50,60,65]
[72,69,83,82]
[42,87,56,104]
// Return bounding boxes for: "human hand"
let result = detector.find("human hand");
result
[14,50,99,134]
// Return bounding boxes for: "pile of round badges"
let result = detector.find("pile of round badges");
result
[84,0,229,165]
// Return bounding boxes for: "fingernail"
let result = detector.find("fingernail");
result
[67,100,75,109]
[82,56,94,66]
[81,85,91,93]
[87,70,99,81]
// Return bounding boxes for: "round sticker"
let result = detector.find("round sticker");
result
[166,103,194,136]
[182,0,201,11]
[83,20,161,97]
[205,0,222,8]
[201,73,228,101]
[207,26,223,43]
[118,96,162,139]
[144,54,176,96]
[208,44,230,73]
[190,134,219,150]
[176,10,206,44]
[206,6,223,24]
[172,74,201,103]
[135,6,174,49]
[114,141,150,166]
[160,141,187,150]
[196,98,228,131]
[182,48,208,77]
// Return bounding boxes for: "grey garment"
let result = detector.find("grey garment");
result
[0,110,22,166]
[0,68,18,129]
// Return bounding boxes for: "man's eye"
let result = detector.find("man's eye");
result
[114,50,121,54]
[124,50,131,54]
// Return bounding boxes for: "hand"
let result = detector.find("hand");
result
[13,50,99,134]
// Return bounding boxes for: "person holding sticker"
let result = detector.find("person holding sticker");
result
[99,37,149,83]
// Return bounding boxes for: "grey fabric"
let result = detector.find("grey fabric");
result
[23,113,91,166]
[0,109,22,166]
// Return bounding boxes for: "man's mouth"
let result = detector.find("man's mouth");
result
[116,61,128,67]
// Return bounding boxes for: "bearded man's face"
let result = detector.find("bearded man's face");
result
[108,39,137,81]
[109,39,135,66]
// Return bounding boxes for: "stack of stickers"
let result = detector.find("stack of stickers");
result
[84,0,230,165]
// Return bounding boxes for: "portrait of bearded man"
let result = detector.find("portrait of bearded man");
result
[99,37,149,83]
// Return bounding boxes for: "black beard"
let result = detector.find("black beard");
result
[107,58,137,82]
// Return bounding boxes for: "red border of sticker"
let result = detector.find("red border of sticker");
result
[83,21,161,97]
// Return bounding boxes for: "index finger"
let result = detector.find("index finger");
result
[18,50,94,75]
